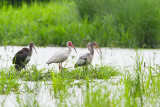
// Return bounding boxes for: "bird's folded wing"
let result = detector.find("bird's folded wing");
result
[12,51,28,64]
[47,51,69,64]
[76,54,88,66]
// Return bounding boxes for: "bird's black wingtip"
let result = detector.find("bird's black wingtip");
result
[46,62,50,65]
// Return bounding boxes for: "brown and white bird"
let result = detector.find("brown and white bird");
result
[75,41,102,69]
[12,42,37,71]
[46,41,77,71]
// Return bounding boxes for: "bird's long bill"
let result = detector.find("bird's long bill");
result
[71,44,77,53]
[93,46,99,54]
[94,43,102,57]
[33,46,37,53]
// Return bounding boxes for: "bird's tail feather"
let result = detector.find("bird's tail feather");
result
[46,62,51,65]
[15,65,21,71]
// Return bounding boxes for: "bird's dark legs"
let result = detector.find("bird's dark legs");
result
[59,63,61,72]
[59,63,62,73]
[60,63,62,73]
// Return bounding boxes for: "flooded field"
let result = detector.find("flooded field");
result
[0,46,160,106]
[0,46,159,69]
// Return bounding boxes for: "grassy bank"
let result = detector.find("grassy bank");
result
[0,0,160,48]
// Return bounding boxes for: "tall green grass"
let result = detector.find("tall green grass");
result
[75,0,160,48]
[0,0,52,8]
[120,51,160,106]
[0,1,77,46]
[0,0,160,47]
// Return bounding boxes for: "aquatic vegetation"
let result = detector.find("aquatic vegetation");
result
[1,0,160,106]
[0,68,20,95]
[62,65,119,80]
[1,52,160,106]
[0,64,120,106]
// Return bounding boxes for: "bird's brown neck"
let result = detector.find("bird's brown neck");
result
[29,45,33,55]
[90,45,94,55]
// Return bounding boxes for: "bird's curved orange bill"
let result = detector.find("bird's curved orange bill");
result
[71,44,77,53]
[94,43,102,57]
[93,46,99,54]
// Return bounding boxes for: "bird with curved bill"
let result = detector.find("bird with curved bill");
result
[46,41,77,72]
[75,41,102,70]
[12,42,37,71]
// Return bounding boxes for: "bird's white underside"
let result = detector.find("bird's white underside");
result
[24,56,31,64]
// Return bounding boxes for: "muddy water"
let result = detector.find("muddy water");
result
[0,46,159,70]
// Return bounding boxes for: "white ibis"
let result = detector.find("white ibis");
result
[75,41,102,69]
[12,42,37,71]
[46,41,77,71]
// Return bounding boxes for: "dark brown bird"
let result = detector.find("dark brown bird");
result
[12,43,37,71]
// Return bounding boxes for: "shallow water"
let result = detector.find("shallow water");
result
[0,46,159,70]
[0,46,160,106]
[0,79,122,107]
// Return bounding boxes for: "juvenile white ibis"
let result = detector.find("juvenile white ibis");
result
[12,42,37,71]
[46,41,77,71]
[75,41,102,69]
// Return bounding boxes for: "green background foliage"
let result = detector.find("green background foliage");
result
[0,0,160,48]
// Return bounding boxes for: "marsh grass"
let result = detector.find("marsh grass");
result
[62,65,119,80]
[70,52,160,107]
[75,0,160,48]
[0,68,20,95]
[120,51,160,106]
[0,65,119,96]
[0,0,160,47]
[1,52,160,106]
[16,94,40,107]
[0,1,79,46]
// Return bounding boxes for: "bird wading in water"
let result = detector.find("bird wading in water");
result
[12,43,37,71]
[75,41,102,70]
[46,41,77,72]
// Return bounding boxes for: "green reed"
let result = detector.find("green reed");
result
[0,0,160,47]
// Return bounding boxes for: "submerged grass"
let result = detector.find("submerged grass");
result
[62,65,119,79]
[0,68,20,95]
[1,52,160,106]
[0,65,119,95]
[1,65,119,81]
[121,51,160,106]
